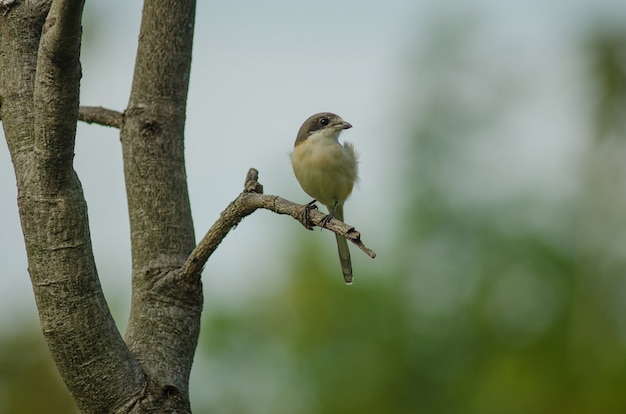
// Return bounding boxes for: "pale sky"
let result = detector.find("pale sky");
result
[1,0,625,335]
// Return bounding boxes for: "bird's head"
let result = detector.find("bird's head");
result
[295,112,352,146]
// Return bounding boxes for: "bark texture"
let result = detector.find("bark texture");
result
[121,0,202,407]
[1,0,199,412]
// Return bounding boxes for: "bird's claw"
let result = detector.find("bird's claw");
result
[320,200,338,230]
[320,213,333,230]
[299,200,318,231]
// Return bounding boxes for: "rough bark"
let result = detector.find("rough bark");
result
[120,0,201,410]
[1,1,146,413]
[1,0,199,412]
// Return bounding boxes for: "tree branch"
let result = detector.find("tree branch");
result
[182,168,377,278]
[34,0,83,188]
[78,105,123,128]
[26,1,147,412]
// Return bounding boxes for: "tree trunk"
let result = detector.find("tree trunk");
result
[121,0,203,407]
[0,0,201,412]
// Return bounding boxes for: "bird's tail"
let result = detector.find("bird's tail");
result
[333,204,353,284]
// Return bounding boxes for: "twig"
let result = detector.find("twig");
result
[182,168,376,278]
[78,106,123,128]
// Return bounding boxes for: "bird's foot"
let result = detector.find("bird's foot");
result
[320,200,339,230]
[320,212,334,230]
[299,200,318,231]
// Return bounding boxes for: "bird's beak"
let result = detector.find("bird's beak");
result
[339,121,352,130]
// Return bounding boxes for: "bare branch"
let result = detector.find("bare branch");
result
[182,168,377,278]
[33,0,84,188]
[78,106,123,128]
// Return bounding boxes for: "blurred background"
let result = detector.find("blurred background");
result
[2,0,626,412]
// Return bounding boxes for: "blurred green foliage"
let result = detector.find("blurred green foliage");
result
[190,21,626,414]
[0,328,76,413]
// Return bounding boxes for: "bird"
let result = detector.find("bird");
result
[291,112,359,284]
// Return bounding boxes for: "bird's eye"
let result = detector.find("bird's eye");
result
[319,117,329,126]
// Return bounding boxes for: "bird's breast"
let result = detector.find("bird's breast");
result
[291,139,358,207]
